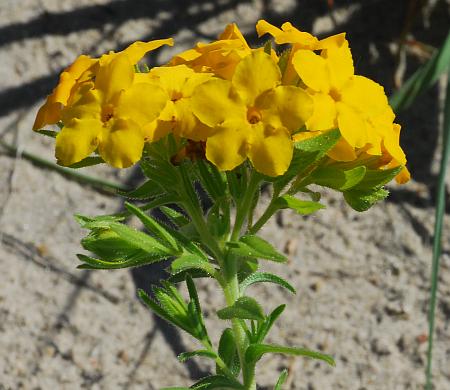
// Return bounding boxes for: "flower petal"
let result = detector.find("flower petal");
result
[173,99,212,141]
[336,102,370,149]
[232,50,281,106]
[116,82,167,127]
[292,50,330,93]
[383,123,407,165]
[98,118,144,168]
[219,23,250,49]
[61,83,102,123]
[248,124,293,176]
[327,137,357,161]
[205,119,249,171]
[323,42,354,90]
[340,75,390,117]
[95,54,134,103]
[55,118,103,166]
[121,38,174,64]
[191,78,245,127]
[306,92,337,131]
[258,86,313,132]
[256,20,318,48]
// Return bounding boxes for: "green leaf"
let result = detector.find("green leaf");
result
[273,195,325,215]
[118,180,164,200]
[245,344,335,366]
[217,328,240,377]
[274,369,288,390]
[309,166,366,191]
[168,269,211,284]
[206,198,230,239]
[186,275,211,344]
[125,202,180,252]
[160,206,190,227]
[352,167,402,190]
[37,129,58,138]
[264,40,272,55]
[68,156,105,169]
[255,304,286,344]
[161,387,190,390]
[77,253,171,270]
[277,49,290,76]
[237,258,259,283]
[390,31,450,112]
[191,375,244,389]
[171,253,216,276]
[138,289,180,328]
[344,188,389,212]
[82,222,171,257]
[196,159,227,201]
[217,296,265,321]
[177,350,217,363]
[292,128,340,171]
[75,214,125,229]
[240,272,296,294]
[426,73,450,390]
[272,129,340,192]
[227,235,287,263]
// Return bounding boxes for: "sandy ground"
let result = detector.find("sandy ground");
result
[1,0,450,389]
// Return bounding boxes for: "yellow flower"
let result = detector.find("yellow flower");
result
[256,19,346,84]
[143,65,213,142]
[33,55,96,130]
[33,39,173,131]
[381,123,410,183]
[291,39,395,160]
[55,54,167,168]
[191,50,313,176]
[170,23,252,79]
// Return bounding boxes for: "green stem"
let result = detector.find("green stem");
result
[222,253,256,390]
[0,139,128,193]
[231,171,261,241]
[249,188,281,235]
[425,74,450,389]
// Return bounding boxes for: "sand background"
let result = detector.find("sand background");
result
[1,0,450,389]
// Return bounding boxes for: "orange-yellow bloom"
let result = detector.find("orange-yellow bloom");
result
[33,39,173,131]
[144,65,213,142]
[56,54,167,168]
[191,50,313,176]
[170,23,252,79]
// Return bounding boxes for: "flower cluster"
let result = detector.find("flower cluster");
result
[34,21,409,182]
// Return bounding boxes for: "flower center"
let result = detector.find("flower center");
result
[247,107,262,124]
[101,104,115,123]
[171,90,183,102]
[329,88,342,101]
